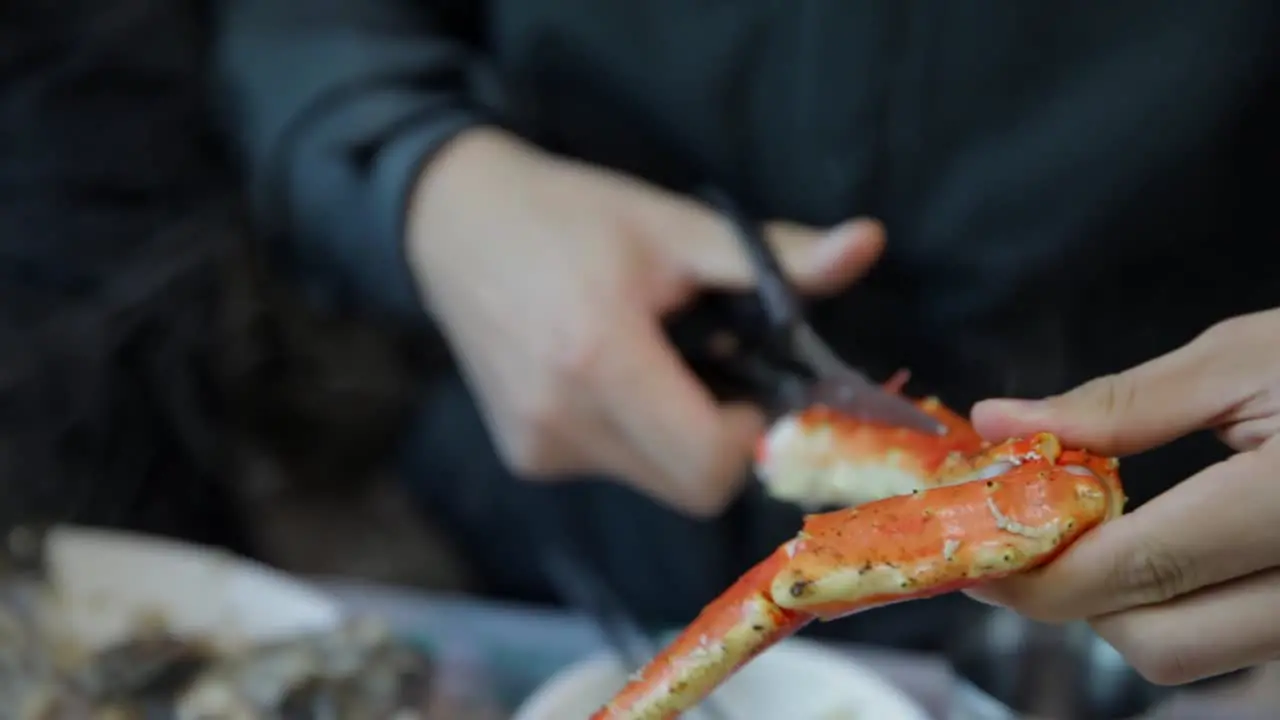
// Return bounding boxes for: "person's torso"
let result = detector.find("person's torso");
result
[409,2,1280,646]
[472,1,1280,505]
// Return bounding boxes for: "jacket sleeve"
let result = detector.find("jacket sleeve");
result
[213,0,494,322]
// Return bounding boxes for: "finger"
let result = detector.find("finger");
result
[594,309,765,516]
[566,382,758,509]
[649,198,886,296]
[971,328,1257,456]
[763,219,887,296]
[968,445,1279,621]
[1090,567,1280,686]
[566,407,685,495]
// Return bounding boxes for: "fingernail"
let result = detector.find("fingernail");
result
[977,398,1049,418]
[810,220,875,270]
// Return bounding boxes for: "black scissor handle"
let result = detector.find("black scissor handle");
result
[665,293,814,415]
[699,186,807,340]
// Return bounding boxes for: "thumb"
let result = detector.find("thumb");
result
[971,335,1243,456]
[763,218,887,295]
[661,206,886,296]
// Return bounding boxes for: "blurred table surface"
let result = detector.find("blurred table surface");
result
[318,578,1279,719]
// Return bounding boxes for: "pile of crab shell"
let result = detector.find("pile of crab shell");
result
[0,598,497,720]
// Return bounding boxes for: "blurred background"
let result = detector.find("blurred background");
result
[0,0,472,592]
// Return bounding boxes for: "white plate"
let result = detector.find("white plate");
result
[42,525,342,652]
[513,636,932,720]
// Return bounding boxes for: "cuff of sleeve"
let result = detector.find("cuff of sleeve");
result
[364,111,484,321]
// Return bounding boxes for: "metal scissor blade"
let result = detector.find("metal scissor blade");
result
[804,373,950,436]
[788,325,949,435]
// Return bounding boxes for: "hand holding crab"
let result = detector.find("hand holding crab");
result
[972,308,1280,686]
[591,309,1277,719]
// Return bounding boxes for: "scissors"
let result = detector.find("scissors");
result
[692,185,948,436]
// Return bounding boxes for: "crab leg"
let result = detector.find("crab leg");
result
[592,393,1125,720]
[593,549,813,718]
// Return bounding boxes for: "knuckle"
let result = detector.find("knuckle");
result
[497,439,540,474]
[1090,374,1138,419]
[1111,540,1193,604]
[682,486,735,519]
[498,431,551,474]
[678,495,730,520]
[504,401,567,474]
[644,460,734,519]
[1070,373,1137,447]
[681,468,747,519]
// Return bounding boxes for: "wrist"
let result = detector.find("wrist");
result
[404,127,520,307]
[408,127,529,231]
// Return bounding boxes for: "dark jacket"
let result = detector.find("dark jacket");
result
[214,1,1280,642]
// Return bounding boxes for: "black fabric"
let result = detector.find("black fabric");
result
[218,0,1280,647]
[0,0,253,553]
[212,0,492,324]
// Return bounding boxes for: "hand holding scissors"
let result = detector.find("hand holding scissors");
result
[413,130,889,517]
